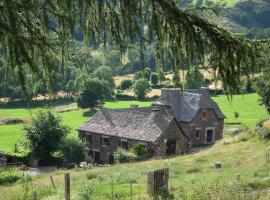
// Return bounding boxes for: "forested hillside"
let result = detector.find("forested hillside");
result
[179,0,270,39]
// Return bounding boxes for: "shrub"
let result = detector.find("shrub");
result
[114,147,136,163]
[76,182,93,200]
[24,110,70,160]
[150,72,158,86]
[94,66,115,90]
[132,78,151,99]
[60,137,85,164]
[119,79,133,90]
[131,143,149,157]
[256,127,270,140]
[186,167,201,174]
[0,169,21,185]
[86,172,98,180]
[76,78,110,109]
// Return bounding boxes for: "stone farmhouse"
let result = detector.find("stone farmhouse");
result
[153,88,225,146]
[77,87,225,164]
[77,106,190,164]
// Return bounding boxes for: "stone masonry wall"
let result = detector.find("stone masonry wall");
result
[180,109,224,146]
[78,119,190,164]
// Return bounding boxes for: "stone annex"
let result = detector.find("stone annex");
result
[77,87,225,164]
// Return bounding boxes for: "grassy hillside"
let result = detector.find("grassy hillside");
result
[0,132,269,199]
[181,0,270,39]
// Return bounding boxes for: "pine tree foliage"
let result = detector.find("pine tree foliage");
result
[0,0,268,95]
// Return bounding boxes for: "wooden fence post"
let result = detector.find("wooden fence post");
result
[32,191,37,200]
[130,181,133,200]
[65,173,70,200]
[111,180,114,200]
[50,175,56,189]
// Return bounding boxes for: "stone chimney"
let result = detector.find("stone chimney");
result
[186,86,209,96]
[159,88,181,105]
[199,86,210,96]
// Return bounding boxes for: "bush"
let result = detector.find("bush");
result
[119,79,133,90]
[24,110,70,160]
[131,143,149,157]
[76,78,110,109]
[60,137,85,164]
[132,78,151,99]
[94,66,115,90]
[256,127,270,140]
[114,147,136,163]
[76,182,93,200]
[0,169,21,185]
[150,72,158,86]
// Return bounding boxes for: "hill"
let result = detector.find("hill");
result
[0,129,270,199]
[179,0,270,39]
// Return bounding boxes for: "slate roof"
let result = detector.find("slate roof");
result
[77,106,176,142]
[153,88,225,122]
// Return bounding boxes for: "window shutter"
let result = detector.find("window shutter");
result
[100,136,103,145]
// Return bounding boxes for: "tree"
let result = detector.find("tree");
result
[132,78,151,99]
[185,67,204,89]
[0,0,261,96]
[144,68,152,80]
[76,79,110,109]
[120,79,133,90]
[94,66,115,90]
[133,71,143,81]
[24,110,70,160]
[59,137,85,164]
[150,72,159,86]
[254,69,270,114]
[172,72,182,88]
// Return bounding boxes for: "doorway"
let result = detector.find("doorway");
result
[166,140,176,156]
[206,129,214,143]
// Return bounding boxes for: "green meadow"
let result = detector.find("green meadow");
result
[1,131,269,199]
[0,93,269,153]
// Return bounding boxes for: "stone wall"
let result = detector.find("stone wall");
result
[155,119,190,156]
[79,131,153,164]
[78,119,190,164]
[180,109,224,146]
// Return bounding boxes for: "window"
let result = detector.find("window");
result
[119,139,129,149]
[193,128,201,139]
[202,110,207,119]
[86,135,92,143]
[100,136,110,146]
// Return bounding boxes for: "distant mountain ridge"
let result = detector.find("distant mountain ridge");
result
[179,0,270,39]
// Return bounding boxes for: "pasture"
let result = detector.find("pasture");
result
[0,93,269,153]
[0,131,269,199]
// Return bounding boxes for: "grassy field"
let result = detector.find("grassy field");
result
[0,132,269,199]
[0,101,152,153]
[0,93,269,153]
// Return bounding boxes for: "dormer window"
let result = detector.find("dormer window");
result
[100,136,110,146]
[202,110,207,119]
